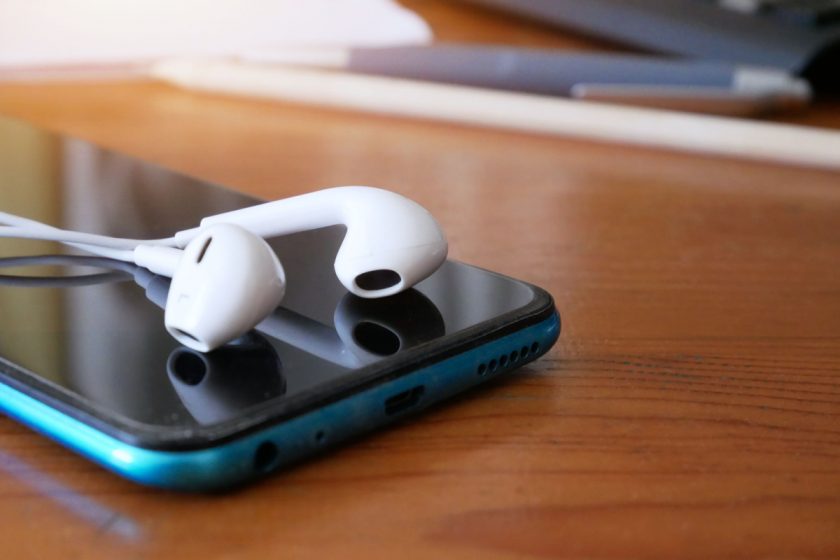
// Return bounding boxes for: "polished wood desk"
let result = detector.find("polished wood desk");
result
[0,2,839,558]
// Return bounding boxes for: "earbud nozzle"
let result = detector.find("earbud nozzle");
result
[339,241,447,298]
[354,269,402,292]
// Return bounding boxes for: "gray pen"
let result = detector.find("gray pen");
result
[243,44,811,115]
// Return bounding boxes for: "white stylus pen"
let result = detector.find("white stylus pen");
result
[148,58,840,171]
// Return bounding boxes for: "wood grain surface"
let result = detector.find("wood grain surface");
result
[0,1,839,559]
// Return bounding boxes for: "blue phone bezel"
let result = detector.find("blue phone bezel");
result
[0,311,559,491]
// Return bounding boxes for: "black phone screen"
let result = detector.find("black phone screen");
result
[0,116,548,447]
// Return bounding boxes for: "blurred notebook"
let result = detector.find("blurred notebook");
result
[464,0,840,91]
[0,0,431,78]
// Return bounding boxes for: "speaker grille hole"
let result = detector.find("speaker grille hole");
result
[476,341,540,377]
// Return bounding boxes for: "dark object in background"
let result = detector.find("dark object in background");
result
[463,0,840,92]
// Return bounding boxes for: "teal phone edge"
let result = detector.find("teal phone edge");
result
[0,309,560,491]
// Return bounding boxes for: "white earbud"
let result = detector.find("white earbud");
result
[136,224,285,352]
[0,186,447,352]
[172,186,448,298]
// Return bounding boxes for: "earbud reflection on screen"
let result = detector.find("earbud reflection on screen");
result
[0,186,448,352]
[167,333,286,425]
[257,290,445,368]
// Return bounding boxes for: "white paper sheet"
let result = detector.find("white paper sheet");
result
[0,0,431,68]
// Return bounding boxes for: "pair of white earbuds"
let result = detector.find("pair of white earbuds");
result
[0,186,448,352]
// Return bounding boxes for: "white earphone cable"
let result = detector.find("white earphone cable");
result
[0,226,175,250]
[0,211,181,257]
[67,243,137,262]
[0,210,53,229]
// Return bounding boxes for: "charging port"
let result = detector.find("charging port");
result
[384,385,425,416]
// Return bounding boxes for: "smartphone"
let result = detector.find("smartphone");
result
[0,116,560,491]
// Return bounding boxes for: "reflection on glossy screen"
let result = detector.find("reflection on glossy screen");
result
[0,117,535,430]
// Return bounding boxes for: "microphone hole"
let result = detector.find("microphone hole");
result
[355,269,401,291]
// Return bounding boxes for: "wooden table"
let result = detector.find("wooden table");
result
[0,1,839,558]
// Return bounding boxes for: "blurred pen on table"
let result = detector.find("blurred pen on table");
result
[149,56,840,171]
[244,44,812,116]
